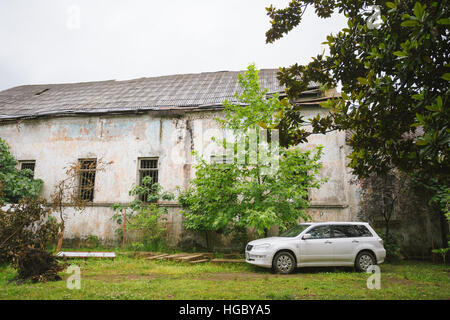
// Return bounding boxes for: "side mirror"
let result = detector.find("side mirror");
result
[302,234,312,240]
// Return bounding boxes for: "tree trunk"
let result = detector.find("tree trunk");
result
[385,221,390,241]
[439,211,449,248]
[56,226,64,253]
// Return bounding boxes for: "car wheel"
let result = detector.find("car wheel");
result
[272,251,296,274]
[355,251,376,272]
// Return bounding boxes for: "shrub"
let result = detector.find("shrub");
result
[383,234,402,262]
[0,198,61,265]
[112,176,174,249]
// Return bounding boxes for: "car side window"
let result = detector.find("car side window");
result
[332,225,358,238]
[332,225,373,238]
[307,226,331,239]
[353,225,373,237]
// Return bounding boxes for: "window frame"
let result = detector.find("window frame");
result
[306,225,332,239]
[18,160,36,177]
[137,157,159,202]
[78,158,97,202]
[331,224,373,238]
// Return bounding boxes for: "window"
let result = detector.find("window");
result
[332,225,373,238]
[138,158,158,202]
[307,225,331,239]
[210,154,233,164]
[78,159,97,201]
[279,224,311,237]
[19,160,36,177]
[353,225,373,237]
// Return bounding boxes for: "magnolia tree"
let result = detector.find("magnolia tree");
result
[264,0,449,248]
[179,65,325,248]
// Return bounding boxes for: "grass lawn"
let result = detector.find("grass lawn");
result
[0,254,449,300]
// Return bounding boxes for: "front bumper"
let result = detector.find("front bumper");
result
[245,250,273,268]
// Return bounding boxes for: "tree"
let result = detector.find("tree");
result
[0,138,43,203]
[50,159,111,252]
[179,65,325,248]
[264,0,449,246]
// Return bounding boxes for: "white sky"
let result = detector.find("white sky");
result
[0,0,347,91]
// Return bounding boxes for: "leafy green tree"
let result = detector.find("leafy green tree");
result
[179,65,325,245]
[0,138,43,203]
[179,147,324,238]
[264,0,449,246]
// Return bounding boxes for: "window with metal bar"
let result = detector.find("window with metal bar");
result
[19,160,36,177]
[138,158,158,202]
[210,154,233,164]
[78,159,97,202]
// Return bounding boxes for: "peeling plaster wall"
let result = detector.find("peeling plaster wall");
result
[0,108,360,246]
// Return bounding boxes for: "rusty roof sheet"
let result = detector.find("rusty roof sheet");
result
[0,69,318,120]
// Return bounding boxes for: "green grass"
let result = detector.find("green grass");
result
[0,255,449,300]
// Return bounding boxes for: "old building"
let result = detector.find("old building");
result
[0,70,360,248]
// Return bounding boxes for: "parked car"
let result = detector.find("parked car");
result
[245,222,386,274]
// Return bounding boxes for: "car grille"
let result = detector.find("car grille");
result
[246,245,253,251]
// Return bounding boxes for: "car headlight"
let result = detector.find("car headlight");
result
[253,243,271,250]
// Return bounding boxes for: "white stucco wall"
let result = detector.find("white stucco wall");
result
[0,108,360,245]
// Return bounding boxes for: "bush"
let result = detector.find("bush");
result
[111,176,174,249]
[0,138,43,203]
[383,234,402,262]
[0,198,61,265]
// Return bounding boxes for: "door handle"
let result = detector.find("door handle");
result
[324,240,332,244]
[352,240,359,243]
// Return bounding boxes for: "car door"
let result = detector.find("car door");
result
[331,224,360,264]
[299,225,334,265]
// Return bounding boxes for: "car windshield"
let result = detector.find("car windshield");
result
[279,224,311,237]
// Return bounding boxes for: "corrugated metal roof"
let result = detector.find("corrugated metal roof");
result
[0,69,318,120]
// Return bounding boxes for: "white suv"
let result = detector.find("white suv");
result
[245,222,386,274]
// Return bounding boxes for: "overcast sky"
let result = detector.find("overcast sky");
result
[0,0,347,91]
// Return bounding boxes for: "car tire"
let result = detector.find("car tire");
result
[272,251,296,274]
[355,251,376,272]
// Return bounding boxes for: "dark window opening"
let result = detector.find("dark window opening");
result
[78,159,97,202]
[19,160,36,177]
[210,154,233,164]
[332,225,373,238]
[138,158,158,202]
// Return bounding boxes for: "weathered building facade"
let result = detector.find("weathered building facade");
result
[0,70,361,248]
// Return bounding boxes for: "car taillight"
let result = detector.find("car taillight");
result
[378,238,383,245]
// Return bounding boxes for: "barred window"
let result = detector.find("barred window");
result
[138,158,158,202]
[19,160,36,177]
[210,154,233,164]
[78,159,97,202]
